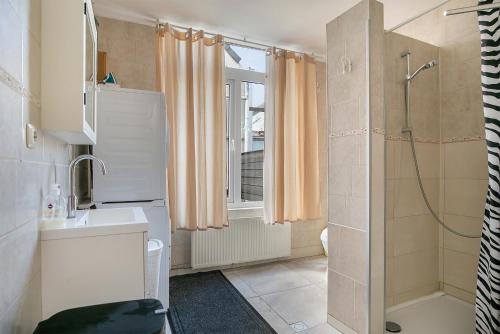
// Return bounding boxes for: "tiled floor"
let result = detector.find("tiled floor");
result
[223,256,340,334]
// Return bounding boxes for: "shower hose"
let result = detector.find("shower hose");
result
[407,130,482,239]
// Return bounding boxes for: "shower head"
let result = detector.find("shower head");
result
[407,59,438,81]
[424,59,438,69]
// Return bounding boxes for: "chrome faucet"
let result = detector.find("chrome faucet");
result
[67,154,107,218]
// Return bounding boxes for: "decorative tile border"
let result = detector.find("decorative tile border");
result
[329,127,386,138]
[0,65,41,109]
[442,135,485,143]
[385,135,440,144]
[386,134,485,144]
[330,128,368,138]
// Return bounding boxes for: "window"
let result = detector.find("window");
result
[225,45,266,206]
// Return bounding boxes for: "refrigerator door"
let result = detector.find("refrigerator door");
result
[93,87,167,203]
[96,200,170,309]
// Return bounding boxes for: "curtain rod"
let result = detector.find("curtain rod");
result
[155,21,324,60]
[444,2,500,16]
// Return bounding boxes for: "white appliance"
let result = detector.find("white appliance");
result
[92,86,170,308]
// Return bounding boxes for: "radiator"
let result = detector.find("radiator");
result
[191,218,291,269]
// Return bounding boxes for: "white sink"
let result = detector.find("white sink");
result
[40,207,148,240]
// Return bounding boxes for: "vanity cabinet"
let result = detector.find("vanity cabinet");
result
[40,208,149,319]
[41,227,148,319]
[41,0,98,144]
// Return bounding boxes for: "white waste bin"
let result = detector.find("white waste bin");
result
[147,239,163,299]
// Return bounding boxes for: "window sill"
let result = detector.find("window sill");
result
[228,206,264,220]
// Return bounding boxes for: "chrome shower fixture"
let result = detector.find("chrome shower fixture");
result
[407,59,438,81]
[401,51,438,132]
[399,50,481,239]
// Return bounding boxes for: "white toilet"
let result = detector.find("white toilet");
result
[320,228,328,256]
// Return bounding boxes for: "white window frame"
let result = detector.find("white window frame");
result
[225,67,266,208]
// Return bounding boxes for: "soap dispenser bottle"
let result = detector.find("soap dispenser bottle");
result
[42,184,66,221]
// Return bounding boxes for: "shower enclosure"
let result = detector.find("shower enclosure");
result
[326,0,497,333]
[384,1,488,333]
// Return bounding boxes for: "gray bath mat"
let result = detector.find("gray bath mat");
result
[168,270,277,334]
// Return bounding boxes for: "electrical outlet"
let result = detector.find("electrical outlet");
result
[26,123,39,149]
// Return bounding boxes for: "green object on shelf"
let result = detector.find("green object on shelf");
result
[103,72,117,84]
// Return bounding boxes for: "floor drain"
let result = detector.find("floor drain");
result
[386,321,402,333]
[290,322,308,332]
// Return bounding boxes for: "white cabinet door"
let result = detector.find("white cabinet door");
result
[41,232,146,319]
[97,201,170,309]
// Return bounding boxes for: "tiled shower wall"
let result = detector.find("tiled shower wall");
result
[0,0,71,332]
[327,0,385,332]
[97,17,329,269]
[394,0,487,304]
[384,32,440,307]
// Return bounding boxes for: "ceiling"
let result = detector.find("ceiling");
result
[93,0,449,55]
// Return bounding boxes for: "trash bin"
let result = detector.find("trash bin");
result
[320,228,328,256]
[148,239,164,299]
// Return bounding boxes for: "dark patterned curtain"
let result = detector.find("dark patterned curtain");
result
[476,1,500,333]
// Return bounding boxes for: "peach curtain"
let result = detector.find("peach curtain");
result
[156,24,228,231]
[264,50,321,224]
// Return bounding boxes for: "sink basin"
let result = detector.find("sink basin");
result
[41,207,148,240]
[85,207,146,226]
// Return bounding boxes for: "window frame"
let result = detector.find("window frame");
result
[225,67,266,208]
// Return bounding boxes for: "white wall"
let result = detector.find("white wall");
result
[0,0,71,332]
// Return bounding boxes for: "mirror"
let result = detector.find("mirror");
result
[84,8,96,131]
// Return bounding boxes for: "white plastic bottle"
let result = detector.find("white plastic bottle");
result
[42,184,65,221]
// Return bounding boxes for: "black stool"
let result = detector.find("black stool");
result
[33,299,166,334]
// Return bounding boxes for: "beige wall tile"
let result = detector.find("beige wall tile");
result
[329,164,352,196]
[444,141,488,180]
[444,179,488,218]
[354,282,368,334]
[443,249,479,293]
[443,214,482,256]
[385,220,395,259]
[330,98,360,134]
[328,270,355,329]
[393,178,439,218]
[385,258,394,299]
[328,224,368,285]
[393,283,439,305]
[442,283,475,304]
[393,214,438,256]
[394,142,440,179]
[393,249,438,295]
[97,17,156,91]
[385,180,395,220]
